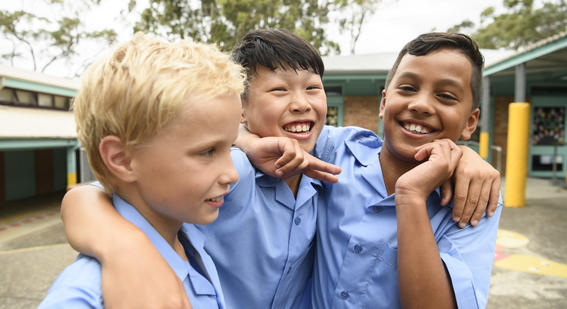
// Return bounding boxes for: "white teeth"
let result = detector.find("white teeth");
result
[285,124,311,133]
[208,196,223,202]
[403,123,430,134]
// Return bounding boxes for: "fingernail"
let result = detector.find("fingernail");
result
[471,220,479,226]
[458,222,467,228]
[453,217,460,222]
[275,170,283,176]
[488,211,494,217]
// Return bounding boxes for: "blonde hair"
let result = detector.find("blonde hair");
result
[73,33,245,192]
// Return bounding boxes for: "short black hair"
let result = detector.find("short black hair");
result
[231,29,324,100]
[385,32,484,109]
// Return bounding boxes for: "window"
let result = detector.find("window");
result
[326,96,344,127]
[38,93,54,108]
[532,106,565,145]
[326,106,339,126]
[531,154,563,171]
[0,88,13,103]
[324,85,342,96]
[15,90,36,106]
[0,87,71,110]
[54,96,69,109]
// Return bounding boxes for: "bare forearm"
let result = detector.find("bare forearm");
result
[396,195,457,309]
[60,185,147,262]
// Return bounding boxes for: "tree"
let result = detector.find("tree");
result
[0,0,118,74]
[335,0,381,54]
[132,0,381,55]
[448,0,567,50]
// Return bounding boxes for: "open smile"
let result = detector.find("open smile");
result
[283,121,314,134]
[399,121,436,135]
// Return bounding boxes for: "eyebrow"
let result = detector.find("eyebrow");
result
[396,71,465,92]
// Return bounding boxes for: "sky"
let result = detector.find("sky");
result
[1,0,507,78]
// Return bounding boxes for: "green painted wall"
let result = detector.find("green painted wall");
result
[4,150,36,200]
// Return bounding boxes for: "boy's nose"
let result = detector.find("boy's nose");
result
[407,94,434,115]
[219,154,239,186]
[289,93,311,113]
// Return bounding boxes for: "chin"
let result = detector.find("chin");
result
[193,211,220,225]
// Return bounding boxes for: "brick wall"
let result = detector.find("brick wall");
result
[343,96,379,132]
[493,97,512,174]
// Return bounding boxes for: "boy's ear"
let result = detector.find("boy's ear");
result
[240,96,248,124]
[460,108,480,140]
[379,90,387,119]
[99,135,137,183]
[240,108,247,124]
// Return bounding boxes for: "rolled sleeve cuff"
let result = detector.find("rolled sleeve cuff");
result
[440,247,482,309]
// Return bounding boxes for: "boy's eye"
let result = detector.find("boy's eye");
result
[397,85,416,93]
[437,93,458,102]
[307,85,321,91]
[270,87,286,92]
[200,148,215,157]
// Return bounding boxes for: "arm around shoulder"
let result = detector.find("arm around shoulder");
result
[60,184,192,309]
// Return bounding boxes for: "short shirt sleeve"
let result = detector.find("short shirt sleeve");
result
[38,255,103,309]
[438,196,504,309]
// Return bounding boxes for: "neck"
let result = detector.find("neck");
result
[284,174,302,197]
[379,144,420,196]
[115,183,183,249]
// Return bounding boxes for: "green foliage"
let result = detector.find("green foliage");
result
[132,0,380,55]
[448,0,567,50]
[0,0,117,73]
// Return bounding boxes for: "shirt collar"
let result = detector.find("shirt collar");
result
[112,194,193,281]
[344,130,383,167]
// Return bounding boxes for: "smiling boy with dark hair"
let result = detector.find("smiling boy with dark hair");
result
[311,32,502,309]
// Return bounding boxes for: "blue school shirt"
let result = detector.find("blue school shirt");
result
[39,194,226,309]
[198,148,322,309]
[311,126,503,309]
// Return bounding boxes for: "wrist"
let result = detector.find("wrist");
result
[395,192,427,208]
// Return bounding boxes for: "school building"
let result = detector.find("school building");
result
[0,65,84,204]
[322,31,567,179]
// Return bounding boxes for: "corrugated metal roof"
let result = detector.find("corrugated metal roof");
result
[0,105,76,139]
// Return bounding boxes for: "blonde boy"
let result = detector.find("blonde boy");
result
[39,33,244,308]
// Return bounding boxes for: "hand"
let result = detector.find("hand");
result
[100,232,192,309]
[245,136,341,183]
[449,146,501,228]
[396,139,463,201]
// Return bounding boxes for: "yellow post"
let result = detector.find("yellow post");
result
[479,132,490,159]
[67,172,77,190]
[505,102,530,207]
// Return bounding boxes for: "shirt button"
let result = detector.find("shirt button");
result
[373,206,383,213]
[294,217,302,225]
[353,244,363,254]
[340,290,350,299]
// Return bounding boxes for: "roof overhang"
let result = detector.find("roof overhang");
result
[484,31,567,82]
[0,64,79,97]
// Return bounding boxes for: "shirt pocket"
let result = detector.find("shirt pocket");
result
[331,235,398,308]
